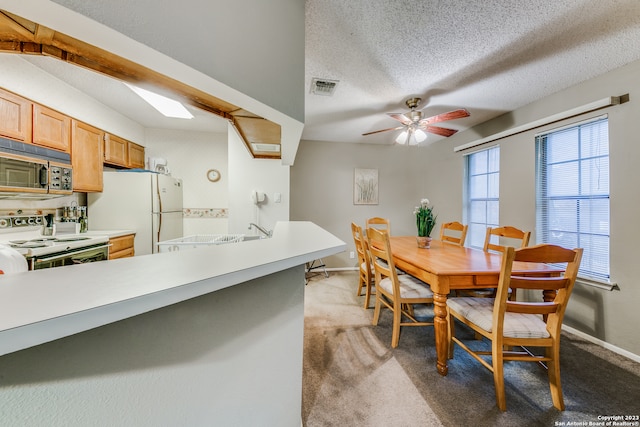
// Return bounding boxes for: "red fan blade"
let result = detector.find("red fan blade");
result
[362,125,404,136]
[387,112,413,126]
[420,108,470,125]
[420,125,458,137]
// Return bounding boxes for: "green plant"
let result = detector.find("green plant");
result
[414,198,437,237]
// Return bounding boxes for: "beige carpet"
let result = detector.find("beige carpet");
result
[303,271,442,426]
[302,271,640,427]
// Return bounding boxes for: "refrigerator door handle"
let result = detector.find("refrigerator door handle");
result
[157,211,162,247]
[155,174,163,213]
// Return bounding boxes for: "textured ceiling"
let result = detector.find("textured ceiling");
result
[304,0,640,145]
[9,1,640,148]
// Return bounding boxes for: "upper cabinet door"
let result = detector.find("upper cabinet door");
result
[0,88,33,142]
[104,133,128,167]
[71,119,104,192]
[33,104,71,153]
[127,142,145,169]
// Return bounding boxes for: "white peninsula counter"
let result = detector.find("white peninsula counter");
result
[0,221,345,427]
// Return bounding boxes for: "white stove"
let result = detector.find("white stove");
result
[0,215,109,269]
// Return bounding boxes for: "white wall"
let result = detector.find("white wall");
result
[145,128,229,236]
[228,124,290,236]
[291,140,430,268]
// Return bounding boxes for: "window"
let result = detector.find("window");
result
[464,146,500,248]
[536,116,610,280]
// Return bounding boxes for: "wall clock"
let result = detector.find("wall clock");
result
[207,169,221,182]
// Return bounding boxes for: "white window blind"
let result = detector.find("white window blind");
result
[465,146,500,248]
[535,116,610,280]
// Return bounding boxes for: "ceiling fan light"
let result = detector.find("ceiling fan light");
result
[395,130,408,144]
[414,129,427,143]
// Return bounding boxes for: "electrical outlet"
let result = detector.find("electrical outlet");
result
[349,251,355,259]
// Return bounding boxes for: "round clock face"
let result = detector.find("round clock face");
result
[207,169,221,182]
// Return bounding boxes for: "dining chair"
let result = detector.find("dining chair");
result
[364,216,408,276]
[484,225,531,254]
[476,225,532,299]
[439,221,468,246]
[365,217,391,234]
[446,244,583,411]
[367,227,434,348]
[351,222,375,309]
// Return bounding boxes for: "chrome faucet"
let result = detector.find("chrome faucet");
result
[248,223,272,237]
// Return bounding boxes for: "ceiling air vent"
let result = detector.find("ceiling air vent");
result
[310,78,339,96]
[251,142,281,153]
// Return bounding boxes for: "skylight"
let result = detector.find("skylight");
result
[124,83,193,119]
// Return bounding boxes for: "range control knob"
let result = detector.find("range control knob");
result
[0,218,9,228]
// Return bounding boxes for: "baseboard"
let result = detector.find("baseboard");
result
[325,267,358,272]
[562,324,640,363]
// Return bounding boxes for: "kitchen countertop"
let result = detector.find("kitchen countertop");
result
[0,221,345,357]
[85,229,135,238]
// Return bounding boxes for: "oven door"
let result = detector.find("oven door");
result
[31,244,110,270]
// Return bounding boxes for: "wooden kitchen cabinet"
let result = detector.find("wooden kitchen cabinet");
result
[33,104,71,152]
[71,119,104,192]
[127,141,145,168]
[104,134,145,169]
[109,234,135,259]
[0,87,32,142]
[104,133,128,167]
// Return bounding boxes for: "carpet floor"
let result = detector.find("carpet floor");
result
[302,271,640,427]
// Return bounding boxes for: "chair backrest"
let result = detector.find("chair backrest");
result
[366,217,391,234]
[439,221,468,246]
[351,222,370,272]
[495,244,583,336]
[366,227,399,291]
[483,226,531,253]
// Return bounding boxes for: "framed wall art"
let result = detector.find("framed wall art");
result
[354,168,379,205]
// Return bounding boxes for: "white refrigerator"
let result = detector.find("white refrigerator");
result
[88,171,183,255]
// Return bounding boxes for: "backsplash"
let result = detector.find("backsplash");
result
[183,208,228,218]
[0,193,86,217]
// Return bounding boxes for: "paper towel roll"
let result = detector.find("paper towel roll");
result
[0,244,28,275]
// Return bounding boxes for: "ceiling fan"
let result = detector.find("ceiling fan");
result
[362,97,470,145]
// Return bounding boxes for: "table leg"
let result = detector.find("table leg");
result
[433,291,449,376]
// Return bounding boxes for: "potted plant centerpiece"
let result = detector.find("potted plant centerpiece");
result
[414,198,437,248]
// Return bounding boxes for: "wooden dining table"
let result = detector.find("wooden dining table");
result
[389,236,563,376]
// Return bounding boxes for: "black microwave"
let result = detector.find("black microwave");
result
[0,152,73,198]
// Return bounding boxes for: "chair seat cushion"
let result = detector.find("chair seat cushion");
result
[446,297,550,339]
[379,275,433,299]
[368,259,405,275]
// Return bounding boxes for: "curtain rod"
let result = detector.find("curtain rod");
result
[453,96,623,153]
